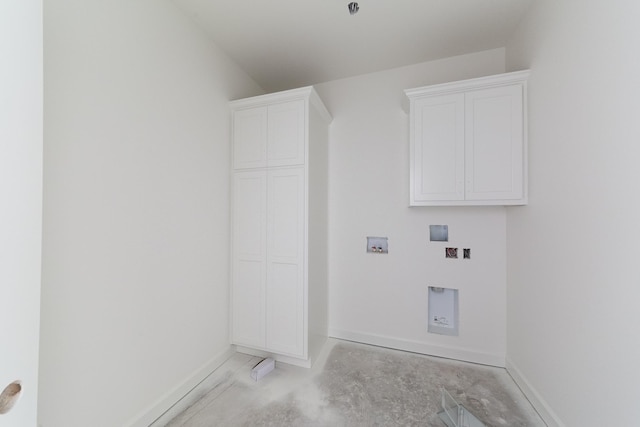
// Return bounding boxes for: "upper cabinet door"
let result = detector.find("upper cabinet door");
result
[465,84,524,202]
[233,106,268,169]
[411,93,465,204]
[233,100,305,169]
[267,100,305,167]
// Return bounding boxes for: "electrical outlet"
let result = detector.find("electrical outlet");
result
[445,247,458,259]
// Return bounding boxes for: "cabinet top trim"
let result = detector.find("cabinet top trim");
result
[404,70,530,100]
[230,86,332,124]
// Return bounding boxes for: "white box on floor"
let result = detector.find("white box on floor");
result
[250,358,275,381]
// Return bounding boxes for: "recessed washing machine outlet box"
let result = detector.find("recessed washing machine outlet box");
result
[367,236,388,253]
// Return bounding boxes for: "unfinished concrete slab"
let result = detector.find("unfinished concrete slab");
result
[164,339,544,427]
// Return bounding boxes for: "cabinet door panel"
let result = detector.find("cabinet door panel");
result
[234,107,267,169]
[268,100,305,167]
[232,259,265,347]
[233,171,268,257]
[268,169,304,258]
[465,85,523,200]
[231,171,267,348]
[266,167,305,356]
[266,262,303,356]
[412,94,464,203]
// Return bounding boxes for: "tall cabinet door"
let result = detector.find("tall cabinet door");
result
[411,93,465,203]
[265,167,305,357]
[464,84,524,201]
[231,171,267,348]
[267,100,305,167]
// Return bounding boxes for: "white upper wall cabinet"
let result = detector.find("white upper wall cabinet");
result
[405,70,529,206]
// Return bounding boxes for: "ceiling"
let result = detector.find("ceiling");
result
[172,0,533,92]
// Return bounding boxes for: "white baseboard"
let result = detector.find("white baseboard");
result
[124,346,236,427]
[329,329,505,367]
[505,356,565,427]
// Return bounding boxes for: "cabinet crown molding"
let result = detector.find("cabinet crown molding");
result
[231,86,332,125]
[403,70,530,113]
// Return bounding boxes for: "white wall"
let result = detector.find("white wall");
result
[41,1,262,426]
[0,1,43,426]
[505,1,640,425]
[317,49,511,366]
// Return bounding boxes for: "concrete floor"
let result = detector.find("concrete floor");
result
[164,339,545,426]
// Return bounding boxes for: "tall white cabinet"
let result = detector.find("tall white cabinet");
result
[405,70,529,206]
[230,87,331,367]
